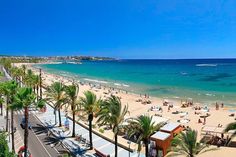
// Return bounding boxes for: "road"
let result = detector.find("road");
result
[14,110,69,157]
[1,66,69,157]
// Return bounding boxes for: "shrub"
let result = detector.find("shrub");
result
[0,132,15,157]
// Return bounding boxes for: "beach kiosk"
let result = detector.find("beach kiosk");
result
[150,131,172,157]
[160,122,182,138]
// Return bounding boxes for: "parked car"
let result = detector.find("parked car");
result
[20,117,32,129]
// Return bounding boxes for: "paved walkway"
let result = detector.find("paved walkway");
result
[36,104,144,157]
[14,109,67,157]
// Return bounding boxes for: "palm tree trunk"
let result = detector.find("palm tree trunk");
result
[115,133,118,157]
[24,107,29,157]
[11,109,15,153]
[58,108,62,127]
[54,109,57,125]
[20,76,23,87]
[145,140,149,157]
[5,96,9,132]
[72,112,75,137]
[6,107,8,132]
[0,103,2,116]
[36,85,39,102]
[88,114,93,150]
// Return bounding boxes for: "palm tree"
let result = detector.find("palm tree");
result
[0,81,19,153]
[16,67,24,86]
[224,121,236,144]
[21,65,26,77]
[2,58,12,72]
[32,75,40,101]
[20,64,26,86]
[45,82,67,126]
[25,69,34,88]
[65,83,79,137]
[0,86,4,116]
[0,83,9,132]
[127,115,162,157]
[9,67,17,81]
[7,81,18,153]
[97,95,129,157]
[79,90,101,149]
[12,87,45,157]
[167,129,215,157]
[0,81,14,132]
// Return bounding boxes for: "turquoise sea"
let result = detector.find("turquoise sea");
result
[37,59,236,105]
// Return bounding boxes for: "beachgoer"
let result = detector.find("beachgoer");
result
[216,102,219,110]
[160,107,163,113]
[221,133,224,139]
[203,117,206,125]
[198,119,202,123]
[217,139,222,147]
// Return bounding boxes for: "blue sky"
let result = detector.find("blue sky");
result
[0,0,236,59]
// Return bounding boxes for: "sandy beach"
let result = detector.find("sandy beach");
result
[15,62,236,156]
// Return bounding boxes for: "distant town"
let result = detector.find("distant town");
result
[0,55,116,63]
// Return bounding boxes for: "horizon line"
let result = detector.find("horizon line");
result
[1,55,236,60]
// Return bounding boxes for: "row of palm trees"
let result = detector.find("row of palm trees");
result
[0,63,45,157]
[44,81,128,155]
[0,81,45,157]
[1,63,236,157]
[44,80,155,156]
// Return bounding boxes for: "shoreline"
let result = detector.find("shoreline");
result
[14,62,236,155]
[36,62,236,106]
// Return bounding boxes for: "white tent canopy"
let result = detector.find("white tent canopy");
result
[152,116,170,125]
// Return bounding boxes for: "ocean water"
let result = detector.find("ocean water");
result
[37,59,236,105]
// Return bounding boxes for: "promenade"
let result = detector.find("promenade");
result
[35,103,144,157]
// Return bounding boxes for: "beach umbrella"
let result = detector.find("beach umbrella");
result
[179,119,189,124]
[179,112,187,116]
[200,114,208,118]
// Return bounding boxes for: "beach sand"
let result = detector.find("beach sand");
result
[15,63,236,156]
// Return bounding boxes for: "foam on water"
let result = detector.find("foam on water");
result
[84,78,108,84]
[196,64,218,67]
[38,59,236,104]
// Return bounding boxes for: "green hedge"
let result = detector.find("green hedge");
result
[0,132,15,157]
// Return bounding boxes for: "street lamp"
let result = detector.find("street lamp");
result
[39,68,42,100]
[127,140,131,157]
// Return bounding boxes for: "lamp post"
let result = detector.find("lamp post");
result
[39,68,42,100]
[127,140,131,157]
